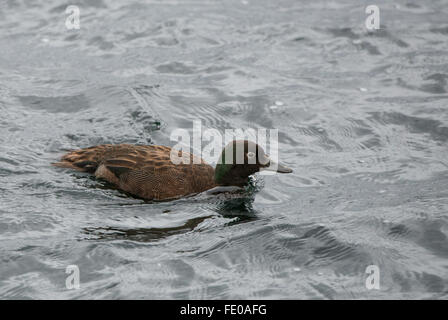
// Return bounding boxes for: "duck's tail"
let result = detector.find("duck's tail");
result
[52,145,109,173]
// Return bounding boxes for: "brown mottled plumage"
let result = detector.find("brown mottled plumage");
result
[53,140,293,201]
[53,144,216,201]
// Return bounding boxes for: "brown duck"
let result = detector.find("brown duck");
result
[53,140,292,201]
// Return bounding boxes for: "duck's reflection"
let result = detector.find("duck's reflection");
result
[83,197,258,242]
[83,179,260,243]
[83,215,213,242]
[216,196,257,223]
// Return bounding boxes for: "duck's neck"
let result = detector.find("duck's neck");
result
[214,163,231,185]
[214,163,249,187]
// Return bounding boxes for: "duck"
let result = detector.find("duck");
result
[53,140,292,201]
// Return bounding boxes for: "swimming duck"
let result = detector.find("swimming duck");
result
[53,140,292,201]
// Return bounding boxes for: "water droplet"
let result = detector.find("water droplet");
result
[275,101,284,106]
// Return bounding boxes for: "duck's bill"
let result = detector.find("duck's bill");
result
[262,161,293,173]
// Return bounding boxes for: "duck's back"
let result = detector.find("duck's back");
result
[53,144,216,201]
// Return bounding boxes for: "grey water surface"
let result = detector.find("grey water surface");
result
[0,0,447,299]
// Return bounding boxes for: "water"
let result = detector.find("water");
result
[1,0,447,299]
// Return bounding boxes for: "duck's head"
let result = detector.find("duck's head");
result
[214,140,292,187]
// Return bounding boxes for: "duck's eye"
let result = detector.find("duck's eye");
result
[247,152,255,159]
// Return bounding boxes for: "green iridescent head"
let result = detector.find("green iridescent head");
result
[214,140,292,186]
